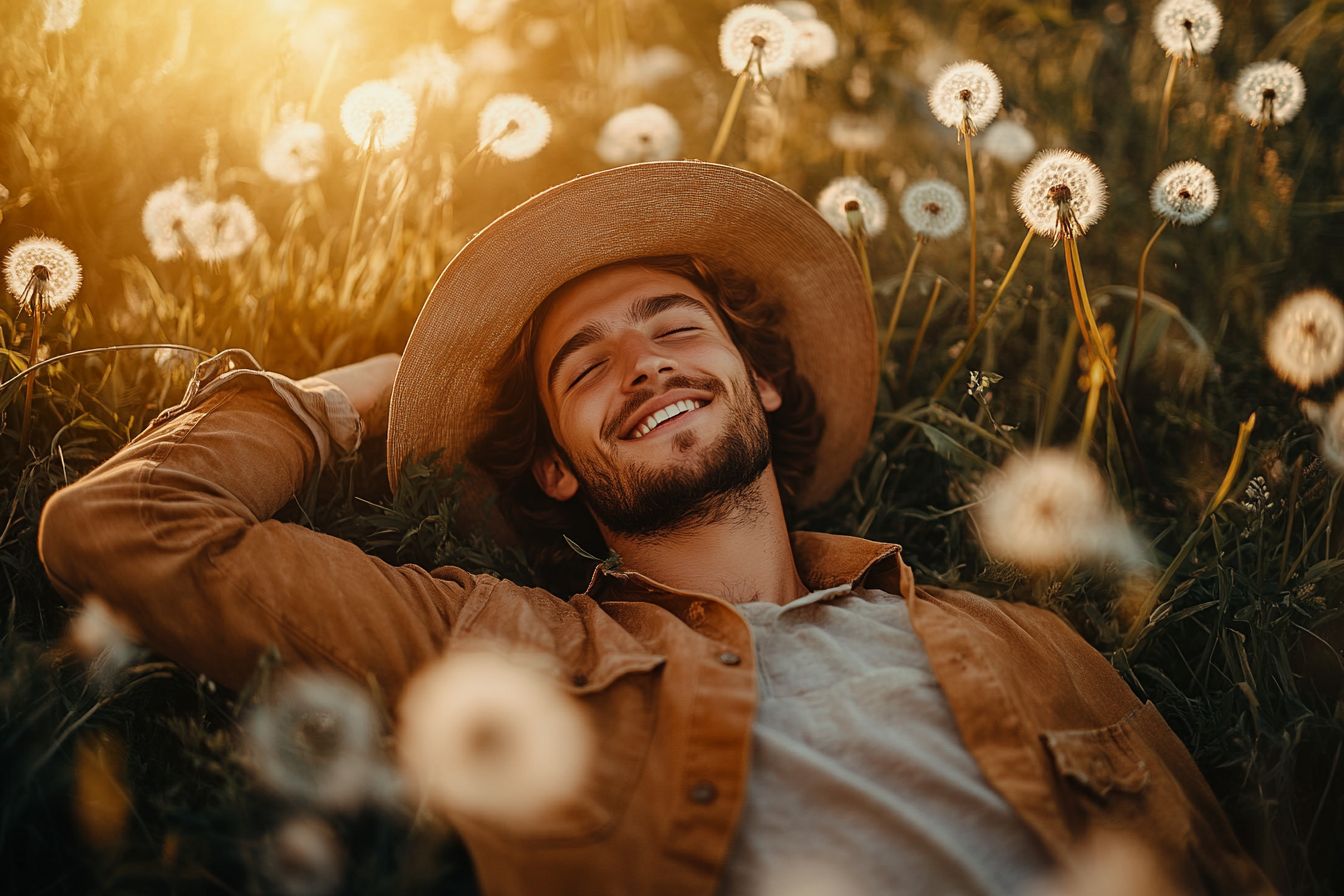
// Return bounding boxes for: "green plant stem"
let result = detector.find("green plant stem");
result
[1123,219,1169,392]
[1278,456,1303,587]
[1157,55,1179,153]
[1284,474,1344,584]
[879,238,923,362]
[17,318,42,457]
[901,278,943,393]
[964,133,978,331]
[931,230,1033,403]
[709,70,751,163]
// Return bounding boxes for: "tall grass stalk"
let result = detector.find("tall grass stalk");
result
[17,312,43,458]
[1278,456,1304,587]
[846,202,873,298]
[1283,474,1344,584]
[344,127,380,269]
[1122,218,1169,392]
[901,278,943,394]
[879,237,923,363]
[1040,317,1080,446]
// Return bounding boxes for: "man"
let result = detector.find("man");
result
[39,162,1269,895]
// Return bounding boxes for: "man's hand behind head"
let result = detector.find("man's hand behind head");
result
[312,353,401,438]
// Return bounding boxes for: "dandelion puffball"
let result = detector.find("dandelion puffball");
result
[596,105,682,165]
[1013,149,1108,242]
[927,61,1002,136]
[792,19,838,69]
[1152,0,1223,60]
[773,0,816,19]
[1233,60,1306,129]
[827,114,887,153]
[4,235,82,315]
[394,44,462,109]
[816,175,888,237]
[452,0,516,32]
[900,179,968,241]
[339,81,417,154]
[260,120,326,186]
[719,5,797,80]
[183,197,259,264]
[478,94,552,161]
[245,672,381,811]
[981,119,1037,166]
[142,180,200,262]
[978,450,1139,570]
[398,651,594,827]
[1150,160,1219,225]
[1264,290,1344,389]
[619,45,690,90]
[41,0,83,34]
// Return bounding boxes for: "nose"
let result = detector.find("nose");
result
[620,332,676,389]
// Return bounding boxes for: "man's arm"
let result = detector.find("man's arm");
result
[38,353,473,699]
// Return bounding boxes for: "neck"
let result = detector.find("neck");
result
[597,465,809,606]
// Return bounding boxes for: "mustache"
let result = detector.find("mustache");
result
[603,374,727,442]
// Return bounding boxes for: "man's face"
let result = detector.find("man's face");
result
[531,265,782,538]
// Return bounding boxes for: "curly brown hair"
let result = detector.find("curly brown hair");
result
[467,255,824,594]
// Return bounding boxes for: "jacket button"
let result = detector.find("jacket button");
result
[717,652,741,666]
[572,673,587,687]
[688,781,718,804]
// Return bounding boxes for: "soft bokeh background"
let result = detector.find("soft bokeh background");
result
[2,0,1343,893]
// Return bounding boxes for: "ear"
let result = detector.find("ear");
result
[532,448,580,501]
[754,373,782,412]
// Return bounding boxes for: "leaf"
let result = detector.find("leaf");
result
[912,422,992,471]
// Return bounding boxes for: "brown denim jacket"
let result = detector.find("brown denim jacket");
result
[37,368,1272,896]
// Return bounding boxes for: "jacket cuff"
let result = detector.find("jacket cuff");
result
[151,348,363,469]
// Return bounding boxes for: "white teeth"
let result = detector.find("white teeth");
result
[629,399,705,439]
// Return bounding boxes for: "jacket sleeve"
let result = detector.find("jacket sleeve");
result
[38,351,475,699]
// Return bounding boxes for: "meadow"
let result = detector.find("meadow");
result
[2,0,1343,893]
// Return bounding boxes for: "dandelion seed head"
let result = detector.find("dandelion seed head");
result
[719,5,797,80]
[257,816,344,896]
[42,0,83,34]
[827,114,887,153]
[478,93,552,161]
[462,35,518,75]
[394,44,461,109]
[978,451,1140,570]
[981,119,1037,166]
[1311,393,1344,474]
[792,19,838,69]
[245,672,381,811]
[398,651,594,826]
[452,0,516,32]
[261,120,326,186]
[596,104,682,165]
[183,197,259,264]
[1233,60,1306,128]
[1152,0,1222,59]
[142,180,200,263]
[1264,290,1344,389]
[618,45,690,89]
[900,179,967,241]
[0,184,9,204]
[68,597,138,674]
[816,175,887,237]
[927,60,1002,135]
[4,235,82,314]
[773,0,816,20]
[1013,149,1108,242]
[339,81,417,154]
[1150,160,1219,225]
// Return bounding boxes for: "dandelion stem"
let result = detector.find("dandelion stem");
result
[879,238,923,363]
[1123,412,1256,648]
[709,71,751,164]
[345,131,378,269]
[1284,473,1343,585]
[308,40,342,116]
[1076,359,1105,460]
[1278,455,1303,588]
[1041,317,1080,446]
[18,316,42,457]
[1123,219,1169,393]
[901,278,944,394]
[964,134,978,331]
[1157,55,1180,154]
[931,230,1033,403]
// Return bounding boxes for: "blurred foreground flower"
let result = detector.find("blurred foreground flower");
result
[73,732,130,851]
[452,0,516,33]
[981,119,1036,166]
[256,816,345,896]
[339,81,417,153]
[1305,393,1344,473]
[1013,149,1107,243]
[978,450,1140,571]
[773,0,816,19]
[719,4,797,80]
[1264,290,1344,389]
[816,175,887,237]
[261,119,327,186]
[394,43,461,109]
[245,672,383,812]
[398,650,593,827]
[597,105,682,164]
[462,35,518,76]
[1233,60,1306,129]
[183,197,259,264]
[792,19,838,69]
[4,235,82,314]
[477,94,552,161]
[142,179,200,262]
[1151,0,1222,60]
[68,597,140,677]
[42,0,83,34]
[927,60,1002,138]
[900,179,967,241]
[827,114,887,153]
[619,45,690,89]
[1150,160,1219,225]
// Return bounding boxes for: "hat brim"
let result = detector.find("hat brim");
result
[387,161,876,514]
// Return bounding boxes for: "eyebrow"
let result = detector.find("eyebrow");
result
[545,293,712,393]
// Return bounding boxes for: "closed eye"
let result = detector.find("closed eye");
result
[658,326,700,337]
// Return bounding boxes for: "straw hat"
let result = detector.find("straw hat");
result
[387,161,876,517]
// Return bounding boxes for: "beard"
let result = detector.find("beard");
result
[559,371,773,540]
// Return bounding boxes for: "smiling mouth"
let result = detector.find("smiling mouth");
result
[626,399,710,440]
